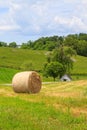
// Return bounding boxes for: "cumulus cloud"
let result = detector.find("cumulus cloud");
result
[54,16,87,32]
[0,24,20,31]
[0,0,87,43]
[0,0,21,32]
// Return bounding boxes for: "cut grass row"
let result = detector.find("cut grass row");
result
[0,80,87,130]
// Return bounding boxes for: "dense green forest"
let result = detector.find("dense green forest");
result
[20,33,87,57]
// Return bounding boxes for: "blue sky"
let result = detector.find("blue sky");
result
[0,0,87,44]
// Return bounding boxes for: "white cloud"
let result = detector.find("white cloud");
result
[0,0,87,43]
[0,25,20,31]
[64,0,80,3]
[0,1,21,31]
[54,15,87,33]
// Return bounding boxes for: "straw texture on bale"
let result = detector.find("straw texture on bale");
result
[12,71,42,93]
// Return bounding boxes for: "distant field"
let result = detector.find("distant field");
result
[71,55,87,80]
[0,47,46,70]
[72,55,87,74]
[0,80,87,130]
[0,47,87,73]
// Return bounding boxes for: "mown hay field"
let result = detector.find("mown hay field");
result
[0,80,87,130]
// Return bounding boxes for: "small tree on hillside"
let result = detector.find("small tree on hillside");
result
[43,62,64,81]
[50,46,76,74]
[43,45,76,80]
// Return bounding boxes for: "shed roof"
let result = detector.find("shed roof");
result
[60,74,71,81]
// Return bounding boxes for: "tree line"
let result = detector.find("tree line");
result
[1,33,87,57]
[0,42,17,48]
[21,33,87,57]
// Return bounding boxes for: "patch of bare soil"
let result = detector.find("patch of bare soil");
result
[71,107,87,116]
[75,80,87,86]
[45,91,80,98]
[53,103,87,116]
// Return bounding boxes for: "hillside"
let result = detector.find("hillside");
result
[72,55,87,74]
[0,80,87,129]
[0,47,87,73]
[0,47,87,83]
[0,47,46,70]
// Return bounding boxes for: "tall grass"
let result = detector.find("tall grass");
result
[0,67,19,83]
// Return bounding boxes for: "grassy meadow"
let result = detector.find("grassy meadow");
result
[0,67,19,83]
[0,47,46,70]
[72,55,87,74]
[0,80,87,130]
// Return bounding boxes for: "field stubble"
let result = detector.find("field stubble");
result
[0,80,87,130]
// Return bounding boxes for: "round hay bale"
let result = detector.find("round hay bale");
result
[12,71,42,93]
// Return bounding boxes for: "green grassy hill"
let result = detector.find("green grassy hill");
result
[0,47,46,83]
[0,67,19,83]
[72,55,87,74]
[0,47,87,83]
[71,55,87,80]
[0,80,87,130]
[0,47,46,70]
[0,47,87,74]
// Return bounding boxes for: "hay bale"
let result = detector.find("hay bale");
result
[12,71,42,93]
